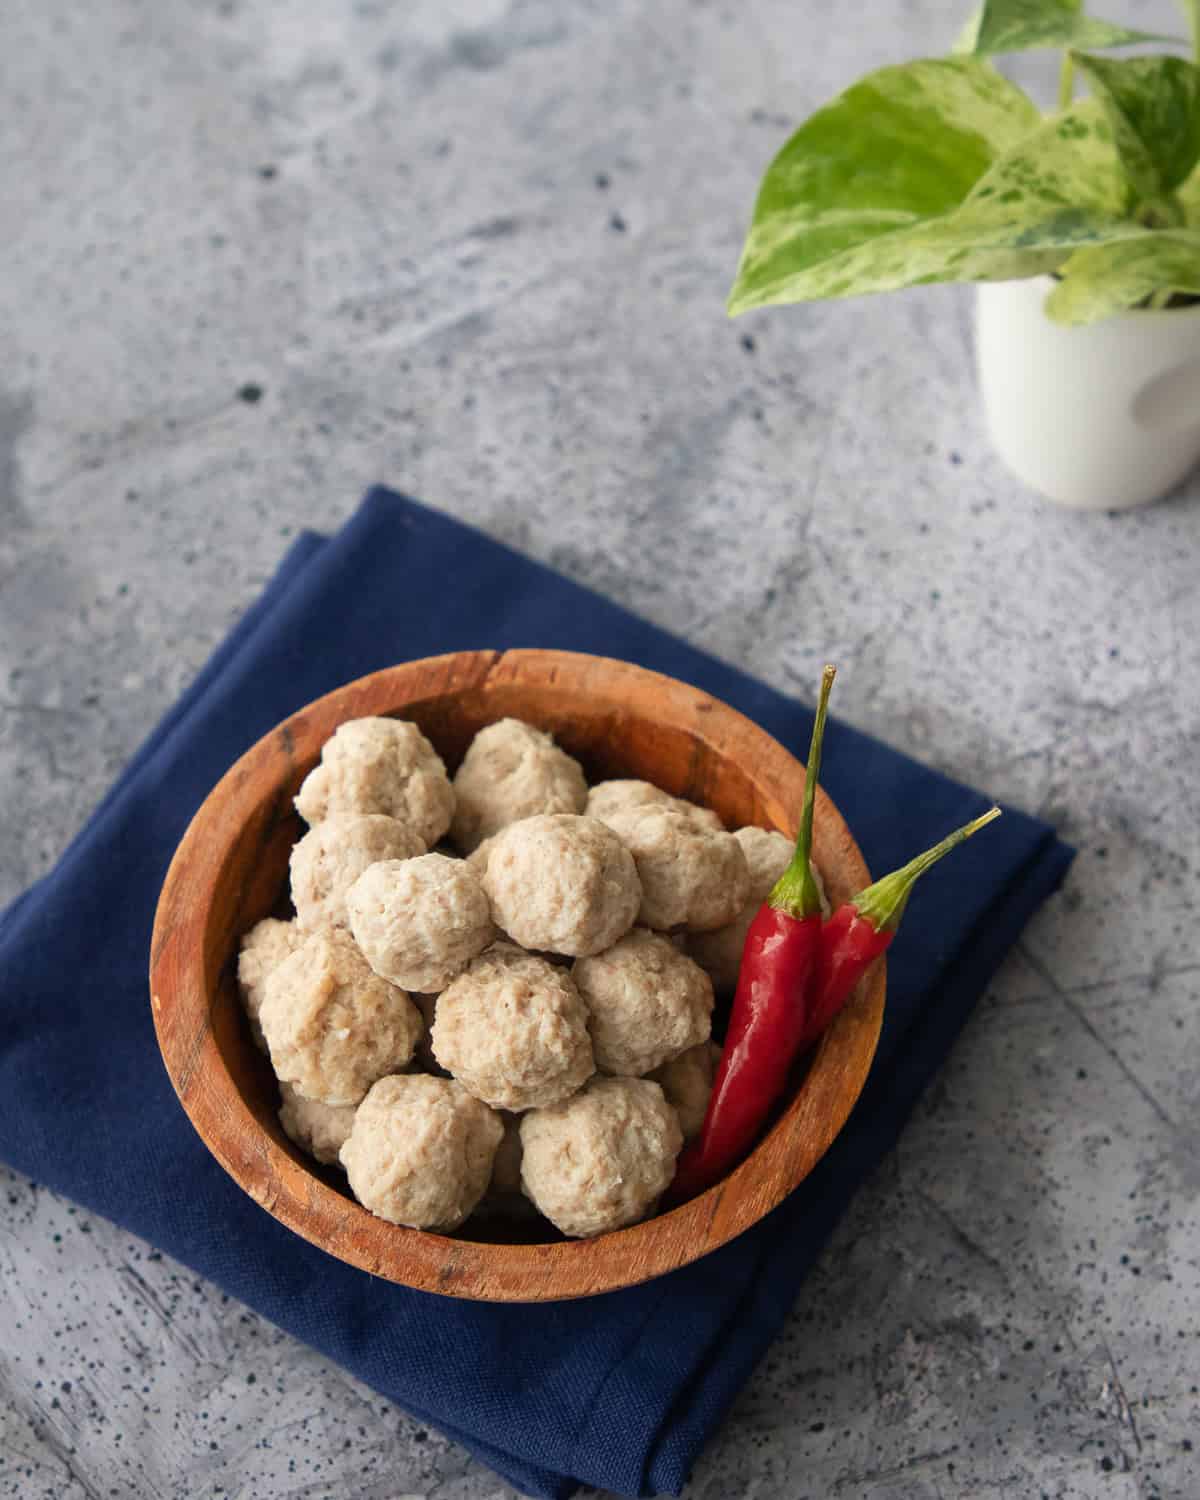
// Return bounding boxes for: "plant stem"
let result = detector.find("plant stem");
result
[1057,53,1075,112]
[1136,193,1185,231]
[1149,288,1174,311]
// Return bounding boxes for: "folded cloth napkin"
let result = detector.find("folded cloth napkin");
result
[0,488,1073,1499]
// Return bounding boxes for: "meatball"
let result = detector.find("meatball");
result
[572,928,713,1076]
[605,806,750,932]
[449,718,587,853]
[340,1074,503,1231]
[431,943,594,1111]
[586,779,722,832]
[277,1081,357,1166]
[289,814,425,931]
[259,929,422,1106]
[237,917,304,1052]
[739,826,802,894]
[688,827,827,992]
[649,1041,722,1140]
[294,717,454,848]
[480,814,640,957]
[519,1077,682,1238]
[346,853,495,992]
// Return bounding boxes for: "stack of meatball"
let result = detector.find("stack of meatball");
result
[237,715,812,1239]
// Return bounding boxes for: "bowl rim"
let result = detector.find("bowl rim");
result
[149,649,885,1301]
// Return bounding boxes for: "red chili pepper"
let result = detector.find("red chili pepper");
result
[668,796,1003,1206]
[667,665,836,1206]
[801,805,1002,1049]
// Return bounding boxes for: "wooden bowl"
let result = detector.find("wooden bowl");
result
[150,650,885,1302]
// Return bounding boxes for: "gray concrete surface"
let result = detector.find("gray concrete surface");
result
[2,0,1198,1496]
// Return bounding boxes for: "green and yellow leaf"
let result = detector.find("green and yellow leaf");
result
[1046,231,1200,321]
[1072,53,1200,201]
[729,94,1146,315]
[959,98,1131,219]
[728,59,1042,314]
[955,0,1174,57]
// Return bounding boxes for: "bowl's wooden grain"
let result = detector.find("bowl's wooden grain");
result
[149,650,885,1302]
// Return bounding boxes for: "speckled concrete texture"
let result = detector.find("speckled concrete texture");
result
[1,0,1198,1496]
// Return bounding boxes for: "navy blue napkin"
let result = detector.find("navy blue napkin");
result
[0,488,1073,1499]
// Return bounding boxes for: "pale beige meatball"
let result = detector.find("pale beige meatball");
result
[346,853,495,992]
[480,814,641,957]
[289,814,425,931]
[605,806,750,932]
[237,917,305,1051]
[586,779,723,832]
[738,826,798,893]
[519,1077,682,1238]
[734,825,827,914]
[431,943,594,1111]
[294,717,454,847]
[572,928,713,1076]
[688,827,828,992]
[277,1081,357,1166]
[449,718,587,853]
[340,1074,503,1230]
[259,929,422,1106]
[649,1041,722,1140]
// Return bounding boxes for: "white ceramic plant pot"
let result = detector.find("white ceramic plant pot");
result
[976,275,1200,510]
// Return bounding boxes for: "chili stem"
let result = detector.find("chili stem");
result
[854,806,1001,935]
[769,664,835,919]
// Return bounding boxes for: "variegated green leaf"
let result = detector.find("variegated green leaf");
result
[1072,53,1200,201]
[731,216,1061,312]
[727,59,1041,314]
[1176,159,1200,220]
[730,98,1147,314]
[961,98,1131,219]
[954,0,1174,57]
[1046,230,1200,321]
[875,103,1146,270]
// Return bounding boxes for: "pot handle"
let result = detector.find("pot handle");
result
[1132,357,1200,433]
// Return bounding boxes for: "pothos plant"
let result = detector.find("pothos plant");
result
[728,0,1200,324]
